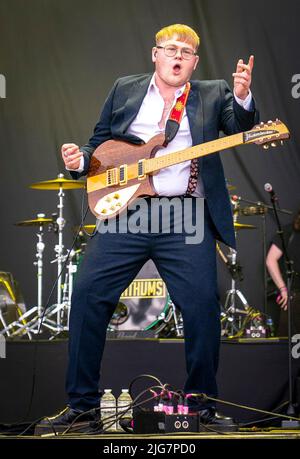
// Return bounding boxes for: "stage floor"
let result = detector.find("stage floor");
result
[0,338,300,426]
[1,430,300,442]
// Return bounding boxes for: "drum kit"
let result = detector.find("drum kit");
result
[0,175,291,340]
[0,174,86,339]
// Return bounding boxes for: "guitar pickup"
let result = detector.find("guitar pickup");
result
[138,159,146,180]
[119,164,128,185]
[106,168,118,186]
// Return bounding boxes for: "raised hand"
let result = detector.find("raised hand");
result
[232,55,254,100]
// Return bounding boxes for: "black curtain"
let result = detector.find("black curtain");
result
[0,0,299,312]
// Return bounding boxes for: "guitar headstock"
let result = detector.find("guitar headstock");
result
[243,119,290,149]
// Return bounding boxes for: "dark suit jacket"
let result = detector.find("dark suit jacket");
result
[71,73,259,248]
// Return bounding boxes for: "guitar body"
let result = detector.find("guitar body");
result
[87,133,166,219]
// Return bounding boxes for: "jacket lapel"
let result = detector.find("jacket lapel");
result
[186,81,203,146]
[120,75,152,134]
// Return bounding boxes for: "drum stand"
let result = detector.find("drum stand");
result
[61,249,79,326]
[221,247,251,337]
[13,178,75,337]
[168,297,184,337]
[153,295,184,338]
[0,216,48,339]
[42,179,72,335]
[219,199,251,337]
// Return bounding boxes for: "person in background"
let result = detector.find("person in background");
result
[266,209,300,335]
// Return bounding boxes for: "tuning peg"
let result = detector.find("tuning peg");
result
[260,122,265,126]
[280,140,284,146]
[271,142,277,147]
[263,144,270,150]
[267,120,273,125]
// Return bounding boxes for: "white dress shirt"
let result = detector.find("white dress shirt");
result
[127,75,203,197]
[72,74,252,197]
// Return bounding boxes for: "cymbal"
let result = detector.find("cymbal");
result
[74,224,96,235]
[226,183,236,191]
[15,218,53,227]
[240,205,267,216]
[234,222,257,230]
[30,176,85,190]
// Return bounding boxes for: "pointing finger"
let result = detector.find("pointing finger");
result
[248,55,254,72]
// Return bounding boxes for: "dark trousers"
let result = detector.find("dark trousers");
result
[66,199,220,410]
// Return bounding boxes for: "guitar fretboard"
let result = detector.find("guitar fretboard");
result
[145,132,243,173]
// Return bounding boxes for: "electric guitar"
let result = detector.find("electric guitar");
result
[86,120,290,219]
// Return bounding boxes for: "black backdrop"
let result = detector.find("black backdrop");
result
[0,0,299,313]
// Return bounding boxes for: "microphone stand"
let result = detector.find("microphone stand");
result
[267,193,299,427]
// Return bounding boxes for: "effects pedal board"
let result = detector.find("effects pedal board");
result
[133,411,198,434]
[133,410,237,434]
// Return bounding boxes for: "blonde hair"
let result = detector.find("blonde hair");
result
[155,24,200,50]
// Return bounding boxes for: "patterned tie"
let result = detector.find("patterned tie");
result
[186,158,199,195]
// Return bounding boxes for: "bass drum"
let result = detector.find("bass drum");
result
[109,260,172,332]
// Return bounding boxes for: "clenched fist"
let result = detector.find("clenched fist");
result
[61,143,83,170]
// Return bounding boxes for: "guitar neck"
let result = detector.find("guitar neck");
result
[145,132,244,174]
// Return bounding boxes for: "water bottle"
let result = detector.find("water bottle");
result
[266,317,275,337]
[100,389,117,431]
[117,389,133,431]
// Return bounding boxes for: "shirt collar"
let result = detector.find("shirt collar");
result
[148,73,187,99]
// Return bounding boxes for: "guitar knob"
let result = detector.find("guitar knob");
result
[106,197,112,202]
[114,193,120,199]
[101,209,107,214]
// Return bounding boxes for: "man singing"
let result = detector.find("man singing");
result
[42,23,258,428]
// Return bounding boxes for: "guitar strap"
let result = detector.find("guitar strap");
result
[163,81,191,146]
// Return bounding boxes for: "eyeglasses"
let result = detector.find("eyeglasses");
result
[156,45,197,60]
